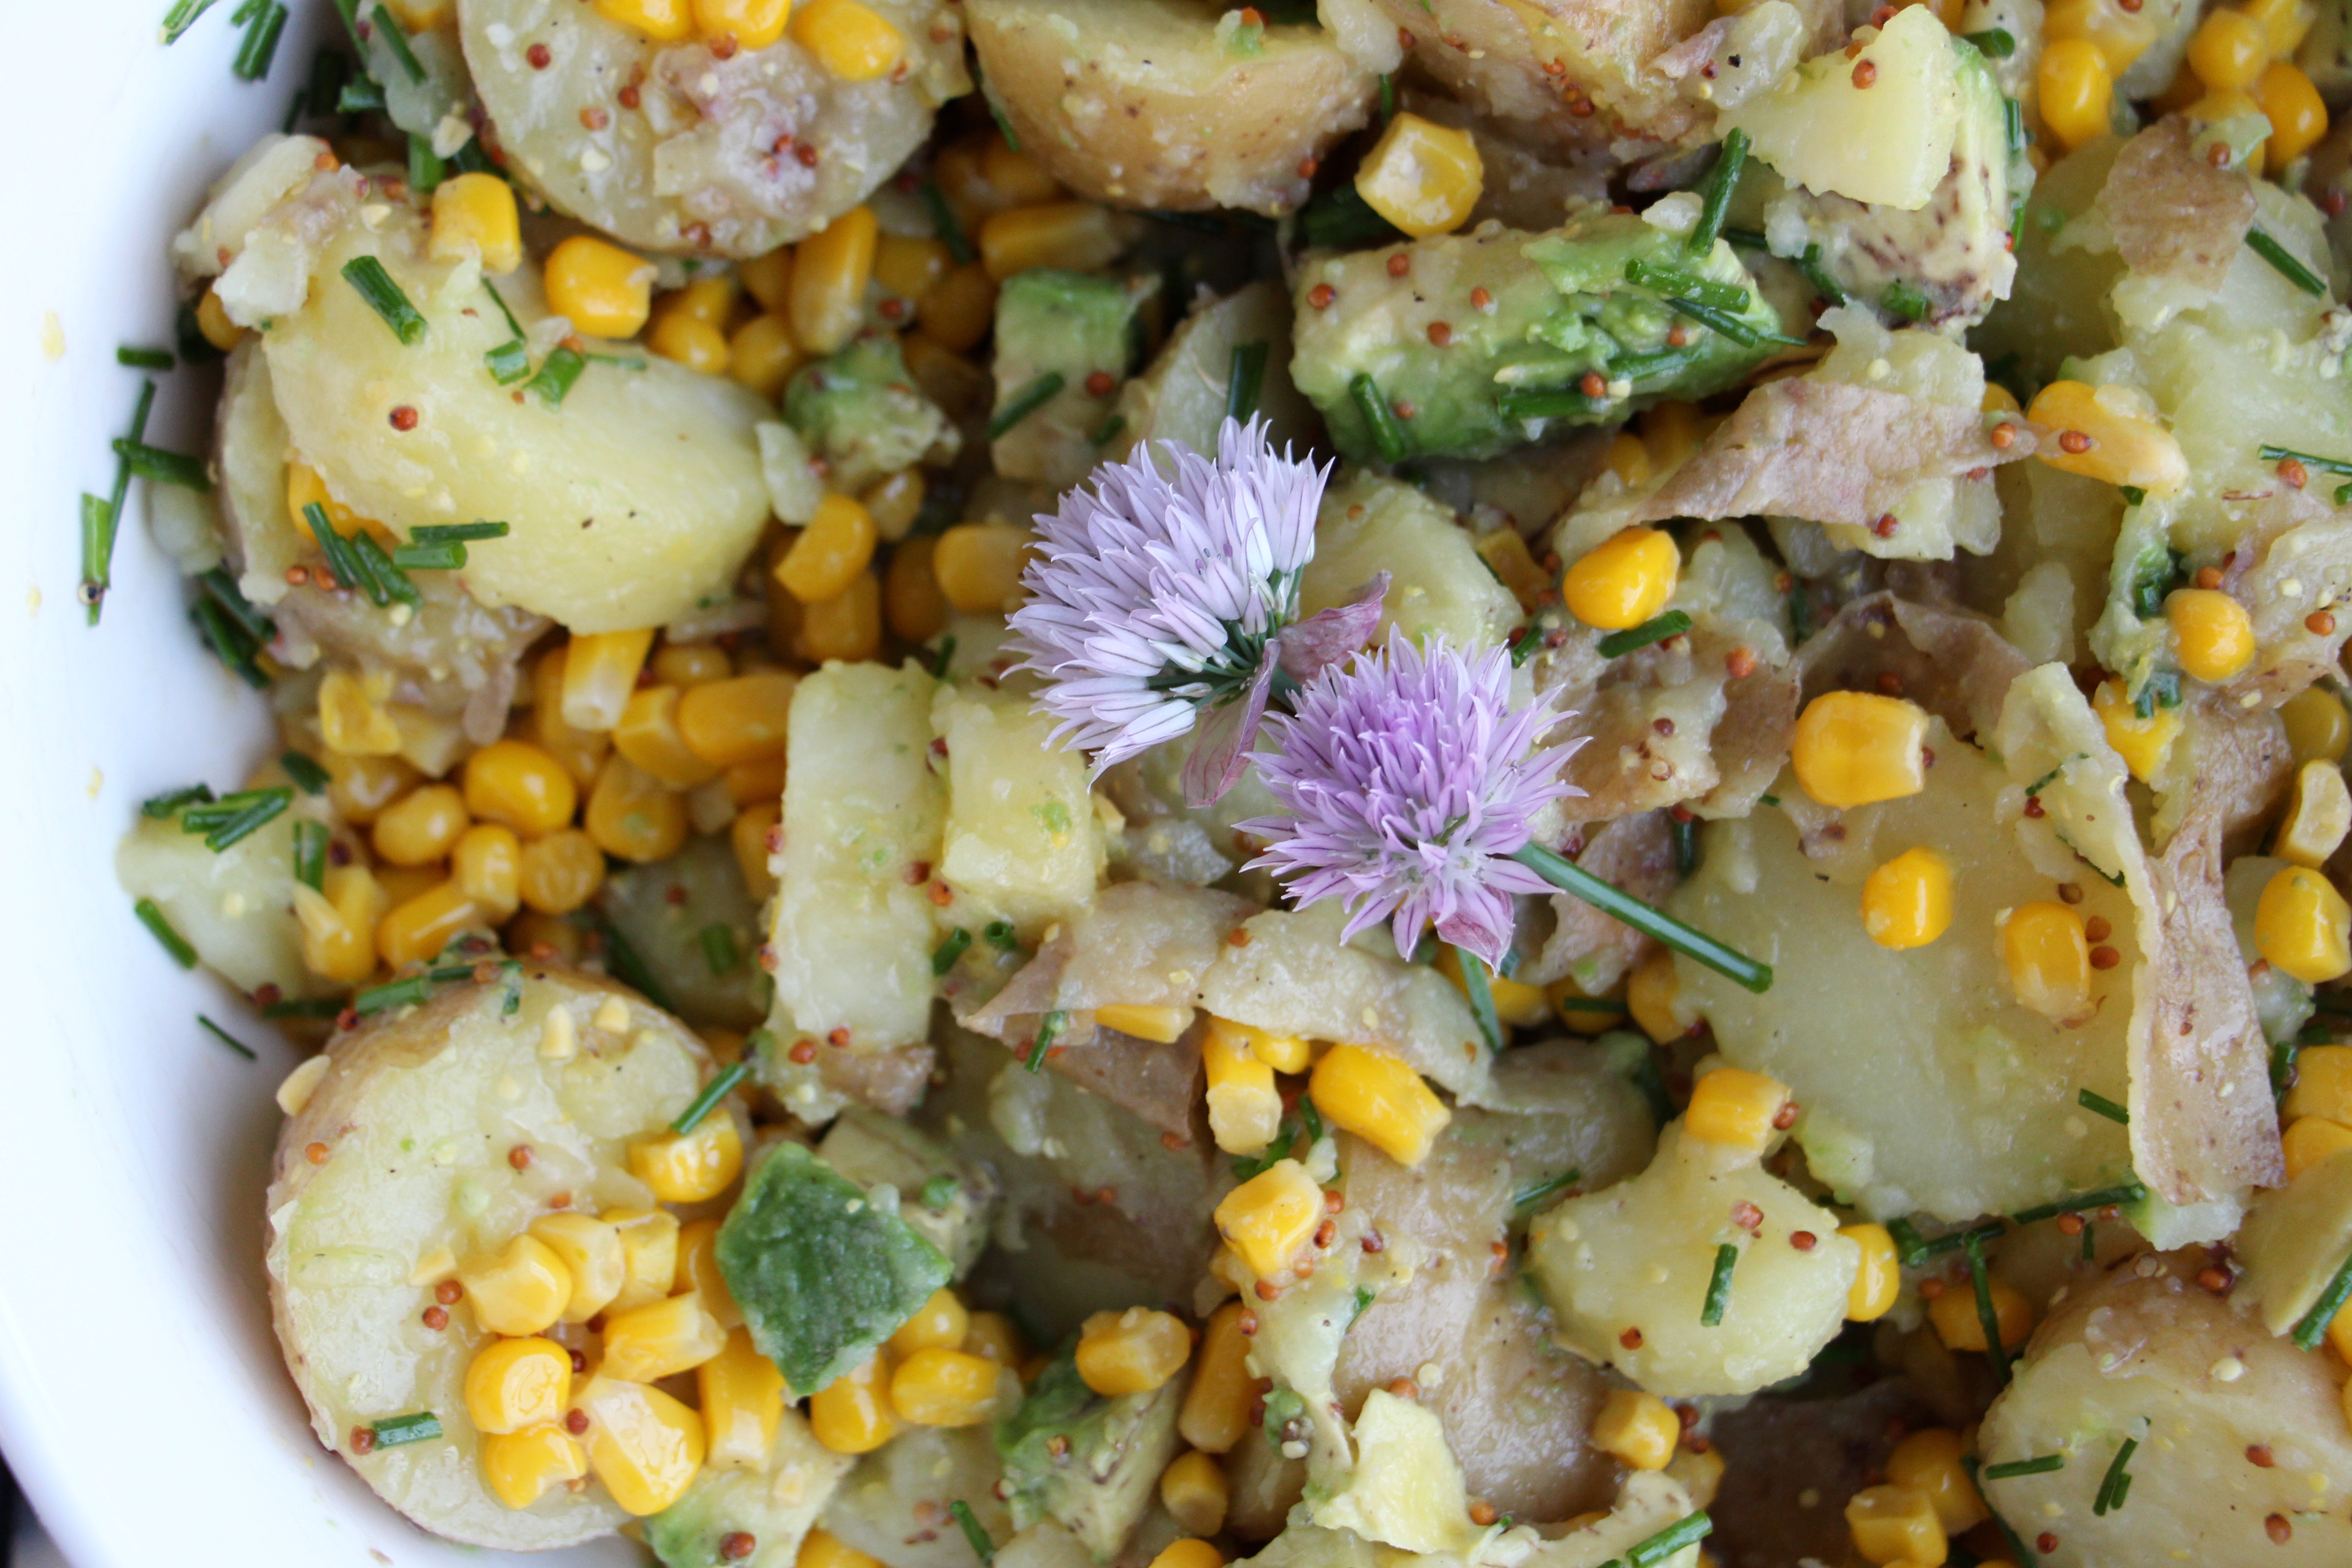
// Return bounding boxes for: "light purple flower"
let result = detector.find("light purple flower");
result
[1007,417,1386,806]
[1240,630,1584,971]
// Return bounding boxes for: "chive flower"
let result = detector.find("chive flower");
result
[1008,417,1386,805]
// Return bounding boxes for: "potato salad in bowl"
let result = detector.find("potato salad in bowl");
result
[90,0,2352,1562]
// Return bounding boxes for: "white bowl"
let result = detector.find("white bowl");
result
[0,6,629,1563]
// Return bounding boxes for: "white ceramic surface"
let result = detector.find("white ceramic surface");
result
[0,5,629,1563]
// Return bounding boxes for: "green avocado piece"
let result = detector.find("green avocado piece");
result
[784,331,956,493]
[1288,211,1780,464]
[715,1142,952,1394]
[816,1106,999,1279]
[995,1343,1188,1561]
[990,269,1157,490]
[647,1411,852,1568]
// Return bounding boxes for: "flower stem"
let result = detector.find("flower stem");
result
[1452,944,1503,1053]
[1510,842,1772,994]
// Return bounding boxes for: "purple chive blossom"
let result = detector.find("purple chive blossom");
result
[1007,417,1387,806]
[1240,629,1583,972]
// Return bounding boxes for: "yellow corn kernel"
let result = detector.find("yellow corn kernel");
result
[1178,1303,1255,1454]
[2246,0,2318,54]
[1151,1543,1225,1568]
[1203,1019,1284,1156]
[562,629,658,732]
[933,522,1032,613]
[377,862,443,910]
[1474,529,1552,613]
[2090,678,2181,783]
[1160,1450,1229,1537]
[889,1347,1004,1426]
[594,0,693,38]
[319,668,402,756]
[545,235,657,338]
[1981,382,2021,416]
[576,1375,706,1516]
[1841,1223,1899,1321]
[465,1336,573,1435]
[458,1234,575,1337]
[979,201,1131,281]
[810,1352,900,1454]
[529,1212,627,1323]
[676,671,796,769]
[921,262,999,352]
[452,823,522,924]
[882,534,952,643]
[2277,760,2352,868]
[779,494,880,604]
[2283,1115,2352,1180]
[531,646,613,789]
[854,471,923,544]
[1640,402,1698,470]
[2165,588,2256,683]
[733,802,781,902]
[2041,0,2157,76]
[1592,1388,1679,1471]
[587,755,690,863]
[2284,1044,2352,1123]
[377,879,483,969]
[603,1290,730,1384]
[725,752,787,808]
[729,313,803,400]
[295,862,388,985]
[196,285,244,352]
[875,234,952,309]
[802,1529,888,1568]
[2027,379,2190,495]
[974,137,1059,206]
[791,0,902,78]
[1845,1485,1948,1568]
[692,0,791,45]
[615,685,722,791]
[1098,1003,1196,1043]
[2037,38,2116,152]
[1213,1158,1324,1277]
[797,569,884,664]
[1886,1429,1987,1534]
[790,206,879,355]
[608,1207,683,1311]
[1551,974,1629,1035]
[1434,945,1551,1026]
[701,1328,787,1471]
[963,1311,1025,1369]
[1310,1043,1451,1168]
[1861,847,1954,951]
[323,750,419,825]
[889,1288,971,1357]
[427,172,522,274]
[676,1216,743,1332]
[1627,947,1697,1044]
[1665,1443,1725,1510]
[1790,691,1930,809]
[1685,1066,1791,1156]
[2189,6,2270,90]
[1076,1307,1192,1396]
[372,783,470,867]
[630,1112,745,1204]
[2259,61,2330,163]
[735,247,792,313]
[287,462,363,539]
[653,641,732,690]
[2256,865,2352,983]
[667,274,739,327]
[461,738,578,838]
[2283,687,2352,766]
[1562,526,1678,632]
[1926,1275,2035,1353]
[1604,431,1653,489]
[648,309,731,375]
[1353,112,1484,239]
[2000,901,2093,1021]
[482,1422,589,1510]
[513,827,603,916]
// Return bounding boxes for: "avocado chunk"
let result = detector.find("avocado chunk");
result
[1289,211,1781,463]
[996,1343,1188,1560]
[784,331,957,492]
[816,1106,1000,1279]
[990,270,1157,489]
[1748,26,2028,329]
[647,1410,853,1568]
[716,1142,952,1394]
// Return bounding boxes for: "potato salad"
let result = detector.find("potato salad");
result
[97,0,2352,1562]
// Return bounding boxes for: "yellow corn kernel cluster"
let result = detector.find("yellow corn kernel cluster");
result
[1683,1066,1790,1156]
[594,0,692,41]
[1353,112,1485,238]
[1592,1388,1679,1471]
[1203,1017,1284,1155]
[529,1212,627,1323]
[888,1288,970,1358]
[294,863,388,985]
[610,1206,683,1310]
[1213,1158,1324,1277]
[1841,1223,1899,1321]
[2025,381,2190,495]
[1926,1273,2035,1352]
[2090,679,2180,782]
[810,1352,900,1454]
[482,1421,589,1509]
[1562,526,1678,632]
[454,824,522,922]
[2000,900,2094,1021]
[791,0,903,79]
[2285,1044,2352,1122]
[615,686,718,790]
[319,667,402,756]
[1860,847,1953,951]
[603,1291,730,1384]
[2255,865,2352,983]
[1886,1429,1988,1534]
[458,1234,574,1337]
[2276,760,2352,867]
[2037,39,2114,152]
[2173,0,2326,162]
[963,1310,1024,1368]
[1178,1303,1257,1454]
[464,1336,572,1434]
[545,236,656,339]
[588,755,691,862]
[373,782,468,866]
[628,1110,745,1203]
[427,173,522,274]
[1076,1307,1192,1396]
[577,1374,707,1515]
[701,1328,787,1471]
[563,628,659,732]
[2165,588,2256,683]
[2044,0,2157,76]
[890,1347,1003,1426]
[1844,1484,1947,1567]
[1790,691,1929,809]
[1309,1043,1451,1168]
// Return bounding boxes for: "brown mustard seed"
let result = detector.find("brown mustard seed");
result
[618,82,642,109]
[2266,1515,2292,1544]
[2197,1266,2232,1294]
[435,1279,464,1305]
[1468,1502,1499,1527]
[1388,1377,1419,1398]
[2309,611,2337,636]
[1325,1191,1345,1213]
[2281,457,2309,488]
[788,1038,817,1064]
[2058,882,2084,903]
[1731,1200,1764,1232]
[1852,58,1878,86]
[2090,946,2120,970]
[1989,422,2016,449]
[2248,1444,2276,1467]
[1361,1230,1386,1254]
[1791,1230,1818,1251]
[2057,1212,2086,1236]
[1427,321,1453,347]
[305,1142,330,1165]
[2084,916,2112,942]
[1238,1312,1259,1336]
[1773,1099,1801,1130]
[1579,371,1607,398]
[721,1533,759,1562]
[581,107,609,131]
[2196,565,2225,589]
[564,1408,590,1435]
[421,1306,449,1330]
[1387,253,1411,279]
[1871,513,1898,538]
[1085,370,1115,397]
[526,42,551,68]
[1308,283,1337,309]
[350,1427,376,1455]
[2059,429,2094,454]
[2037,1534,2059,1553]
[388,405,418,431]
[2023,796,2046,818]
[1918,1279,1947,1299]
[1254,1279,1281,1301]
[1297,154,1318,179]
[509,1144,533,1170]
[1620,1327,1644,1349]
[1470,286,1494,311]
[1726,646,1759,679]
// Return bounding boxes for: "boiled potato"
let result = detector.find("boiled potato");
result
[255,186,773,633]
[1302,475,1520,652]
[932,682,1106,936]
[1109,281,1318,461]
[820,1427,1013,1568]
[460,0,969,255]
[117,799,312,998]
[598,833,769,1030]
[265,965,711,1549]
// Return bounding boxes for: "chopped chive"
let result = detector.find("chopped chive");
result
[2091,1436,2137,1515]
[2132,668,2181,720]
[193,596,269,688]
[135,898,198,968]
[112,438,212,491]
[583,353,646,371]
[671,1060,751,1135]
[1623,259,1748,312]
[354,975,431,1014]
[337,76,386,113]
[1553,996,1624,1013]
[1687,128,1748,254]
[1665,294,1766,346]
[304,44,347,118]
[1700,1243,1738,1326]
[920,1173,960,1210]
[1024,1010,1066,1071]
[2081,1220,2096,1260]
[1720,226,1769,250]
[1607,345,1700,383]
[369,1411,442,1447]
[389,539,467,571]
[293,819,329,891]
[182,786,293,850]
[1881,279,1931,323]
[1797,243,1847,305]
[926,633,958,679]
[974,58,1019,152]
[1964,26,2016,54]
[264,996,345,1019]
[1455,944,1502,1053]
[2259,442,2352,476]
[2077,1088,2130,1126]
[1597,610,1693,658]
[1226,340,1269,423]
[527,345,588,407]
[594,915,675,1012]
[1350,1284,1377,1324]
[2117,485,2146,506]
[1299,184,1401,249]
[1964,1229,2009,1384]
[117,345,175,370]
[1889,1216,2002,1268]
[1983,1454,2065,1480]
[1961,1459,2041,1568]
[949,1499,995,1565]
[343,255,428,346]
[1298,1094,1324,1145]
[370,4,427,81]
[407,132,445,196]
[2292,1247,2352,1348]
[1508,623,1544,666]
[700,923,741,976]
[987,372,1066,441]
[932,927,973,976]
[485,339,533,385]
[79,494,114,623]
[1497,385,1610,421]
[1379,71,1395,122]
[235,1,289,79]
[1512,1167,1581,1212]
[1671,813,1698,877]
[280,750,329,794]
[481,277,528,338]
[2009,1181,2144,1225]
[2248,227,2327,296]
[1512,841,1771,993]
[1349,372,1410,463]
[983,920,1019,952]
[143,784,216,819]
[351,529,422,609]
[1610,1510,1711,1568]
[2338,481,2352,505]
[923,182,975,265]
[413,520,511,544]
[1759,793,1779,807]
[198,1014,259,1060]
[1089,413,1127,448]
[162,0,224,42]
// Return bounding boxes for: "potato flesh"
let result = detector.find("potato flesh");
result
[1301,475,1521,655]
[117,807,313,998]
[1109,282,1318,463]
[932,682,1106,936]
[265,968,708,1549]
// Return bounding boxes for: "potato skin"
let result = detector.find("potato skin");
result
[967,0,1377,215]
